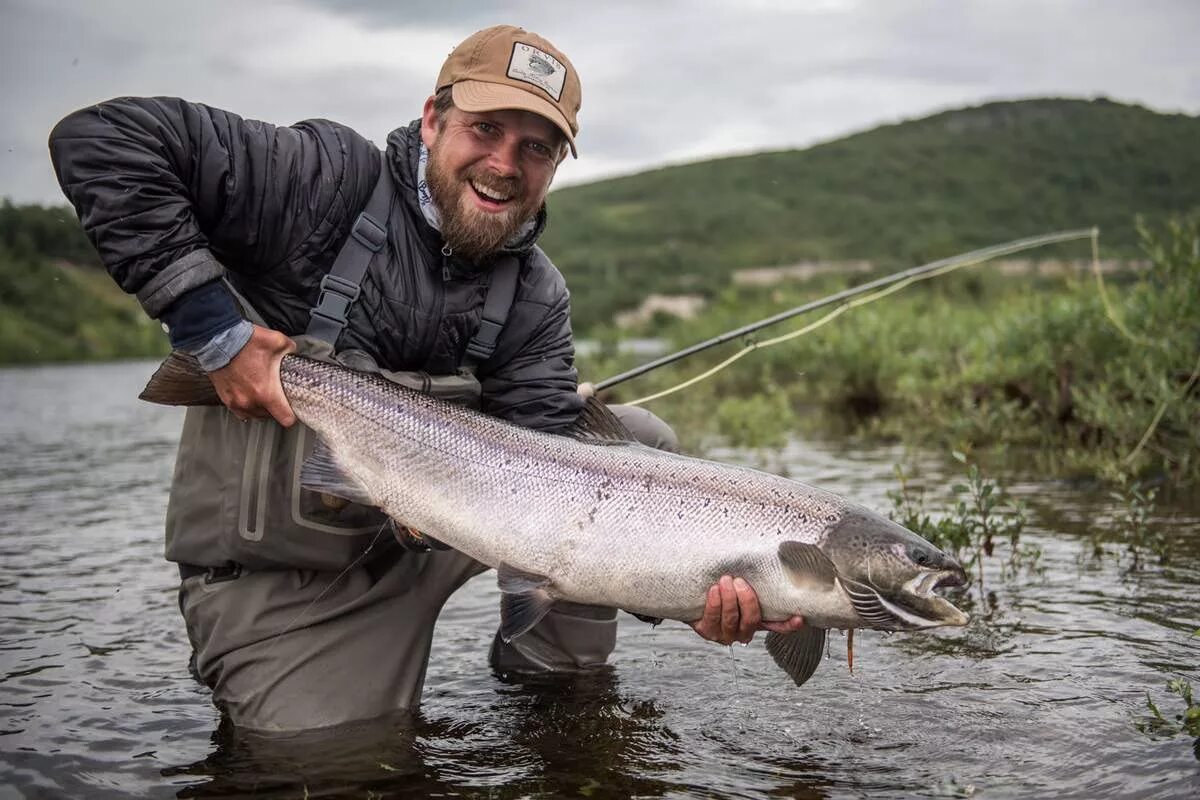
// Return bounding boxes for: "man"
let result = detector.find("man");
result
[49,24,803,732]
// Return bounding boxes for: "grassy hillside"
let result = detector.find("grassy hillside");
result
[543,98,1200,329]
[0,202,166,364]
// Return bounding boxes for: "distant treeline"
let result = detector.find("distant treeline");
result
[0,199,99,267]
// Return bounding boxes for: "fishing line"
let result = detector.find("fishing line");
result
[1088,229,1200,465]
[261,521,389,654]
[621,229,1098,407]
[1090,230,1156,348]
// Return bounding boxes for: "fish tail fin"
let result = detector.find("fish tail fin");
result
[139,351,222,406]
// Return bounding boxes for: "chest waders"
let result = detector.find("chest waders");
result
[168,154,521,577]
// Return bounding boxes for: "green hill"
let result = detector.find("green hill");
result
[543,98,1200,329]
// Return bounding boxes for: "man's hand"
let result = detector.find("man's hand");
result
[690,575,805,645]
[209,325,297,426]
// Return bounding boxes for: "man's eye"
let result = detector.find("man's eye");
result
[474,122,495,134]
[527,142,551,157]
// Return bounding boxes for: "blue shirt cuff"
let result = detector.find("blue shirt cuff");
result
[181,320,255,372]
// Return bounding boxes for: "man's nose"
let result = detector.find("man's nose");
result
[487,138,521,177]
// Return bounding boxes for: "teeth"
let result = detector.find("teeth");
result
[471,181,513,202]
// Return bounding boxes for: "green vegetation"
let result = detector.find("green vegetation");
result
[1138,675,1200,761]
[582,216,1200,486]
[548,98,1200,330]
[0,200,166,364]
[888,453,1035,594]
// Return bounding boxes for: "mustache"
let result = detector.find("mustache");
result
[467,169,522,198]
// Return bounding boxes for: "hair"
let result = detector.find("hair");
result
[430,85,569,162]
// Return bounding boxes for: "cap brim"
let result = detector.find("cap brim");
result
[452,81,578,158]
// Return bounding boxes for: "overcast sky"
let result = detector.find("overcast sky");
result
[3,0,1198,204]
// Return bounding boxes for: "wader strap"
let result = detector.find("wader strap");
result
[462,255,520,368]
[306,152,393,346]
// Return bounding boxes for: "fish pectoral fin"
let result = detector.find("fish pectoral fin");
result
[299,442,374,507]
[563,397,637,443]
[777,541,838,586]
[139,351,222,406]
[497,563,556,643]
[766,627,827,688]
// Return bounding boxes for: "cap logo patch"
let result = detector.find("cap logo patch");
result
[507,42,566,102]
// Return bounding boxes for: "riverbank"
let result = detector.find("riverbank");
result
[579,218,1199,488]
[0,251,167,365]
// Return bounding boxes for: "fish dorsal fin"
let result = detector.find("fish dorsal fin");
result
[564,397,637,444]
[496,563,557,642]
[778,541,838,587]
[299,441,375,507]
[766,627,827,688]
[139,351,222,406]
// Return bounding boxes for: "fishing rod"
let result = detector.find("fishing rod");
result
[594,228,1098,393]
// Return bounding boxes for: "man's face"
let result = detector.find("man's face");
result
[421,99,563,263]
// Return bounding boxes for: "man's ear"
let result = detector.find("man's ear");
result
[420,95,440,149]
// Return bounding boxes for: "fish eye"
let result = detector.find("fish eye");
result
[907,545,932,566]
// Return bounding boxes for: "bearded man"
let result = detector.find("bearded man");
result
[48,25,803,732]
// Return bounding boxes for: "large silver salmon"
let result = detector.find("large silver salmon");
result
[143,353,968,687]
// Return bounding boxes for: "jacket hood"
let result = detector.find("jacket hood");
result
[385,121,548,271]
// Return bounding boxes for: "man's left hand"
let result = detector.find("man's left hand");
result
[690,575,805,645]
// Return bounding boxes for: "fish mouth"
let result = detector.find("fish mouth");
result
[839,569,969,630]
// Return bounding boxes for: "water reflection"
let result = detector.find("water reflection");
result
[166,670,686,799]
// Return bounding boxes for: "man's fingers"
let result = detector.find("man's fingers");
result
[732,577,760,644]
[718,576,739,642]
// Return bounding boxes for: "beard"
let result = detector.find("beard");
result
[424,146,542,264]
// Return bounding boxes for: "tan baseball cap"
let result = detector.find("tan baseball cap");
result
[436,25,581,158]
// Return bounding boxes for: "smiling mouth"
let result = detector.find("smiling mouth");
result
[469,179,515,208]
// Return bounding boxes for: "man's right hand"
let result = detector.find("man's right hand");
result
[209,325,297,426]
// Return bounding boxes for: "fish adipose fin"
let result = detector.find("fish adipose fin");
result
[497,563,557,642]
[299,442,374,507]
[778,541,838,586]
[766,627,827,688]
[564,398,636,444]
[139,351,222,406]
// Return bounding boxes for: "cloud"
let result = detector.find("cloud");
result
[2,0,1197,203]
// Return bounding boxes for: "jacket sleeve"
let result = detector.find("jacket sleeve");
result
[479,285,585,432]
[48,96,377,318]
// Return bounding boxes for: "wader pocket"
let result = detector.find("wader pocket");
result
[230,416,388,571]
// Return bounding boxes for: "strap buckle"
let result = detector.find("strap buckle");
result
[309,273,361,328]
[350,212,387,252]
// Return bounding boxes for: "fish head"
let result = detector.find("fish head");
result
[821,507,969,630]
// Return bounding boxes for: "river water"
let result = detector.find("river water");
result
[0,360,1196,799]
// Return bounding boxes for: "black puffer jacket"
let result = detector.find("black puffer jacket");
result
[48,97,584,430]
